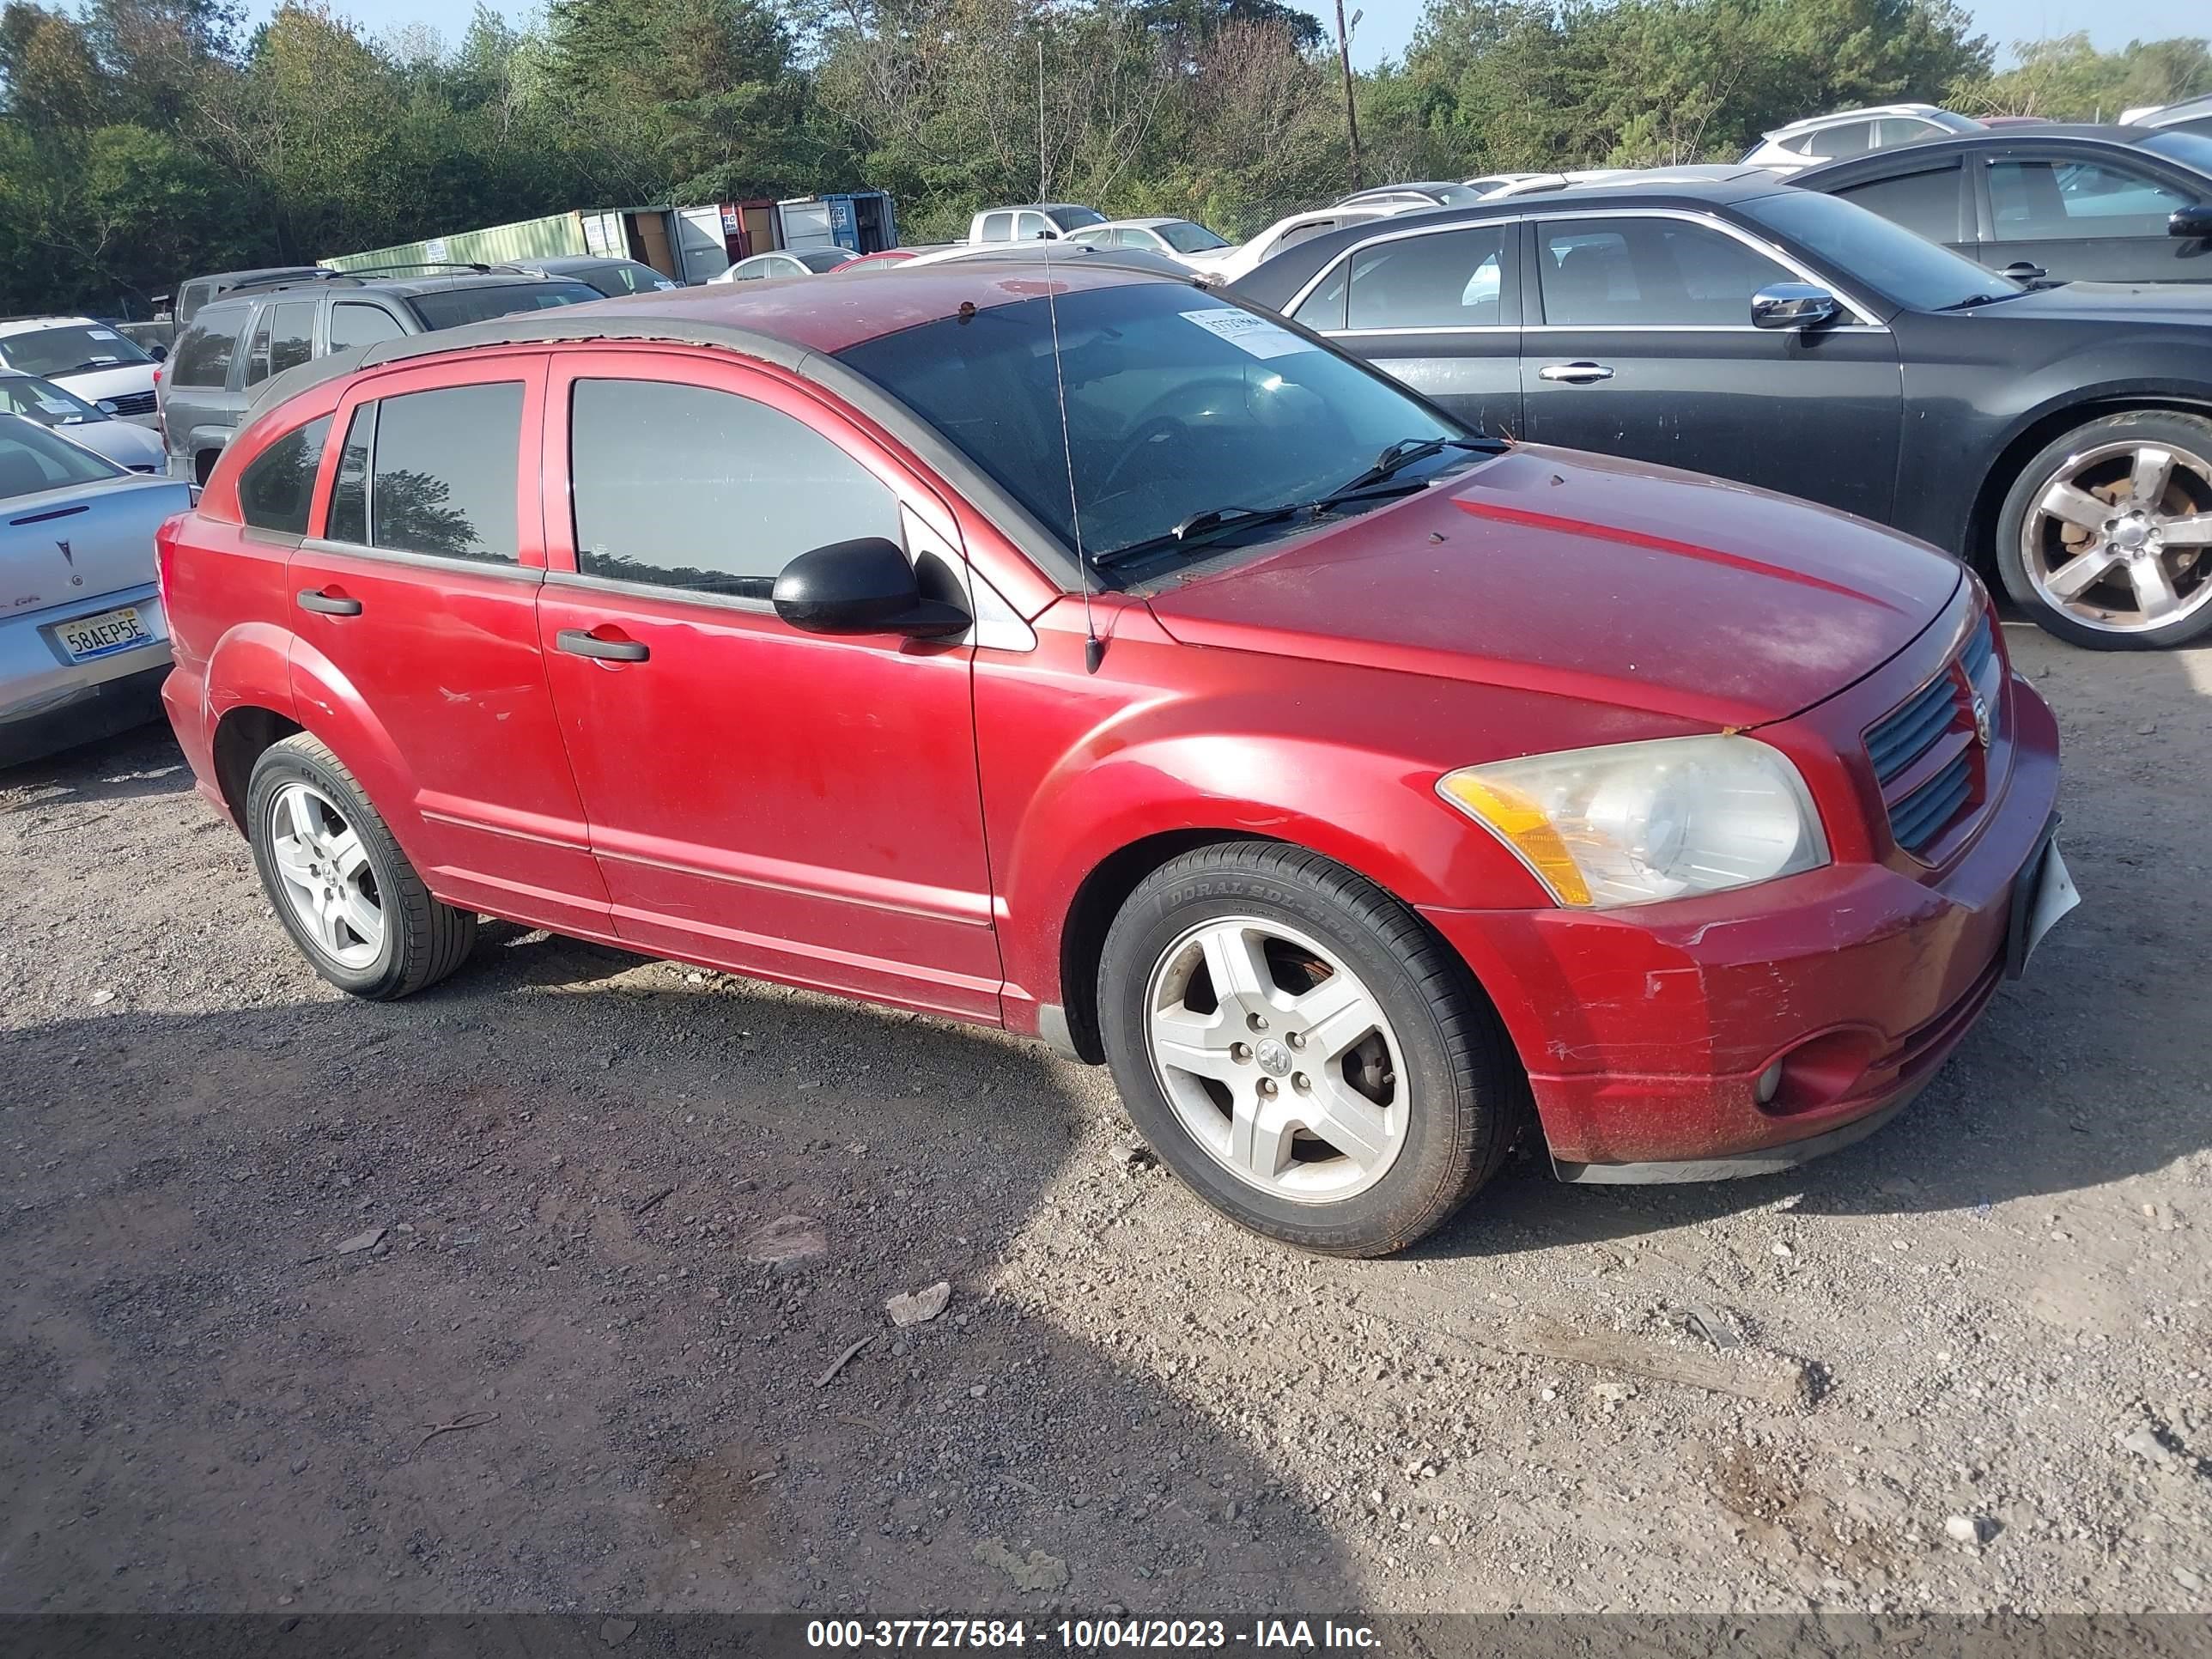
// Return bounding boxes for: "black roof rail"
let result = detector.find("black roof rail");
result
[326,261,498,279]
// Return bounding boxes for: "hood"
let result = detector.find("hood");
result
[1989,279,2212,325]
[54,418,164,471]
[46,362,159,401]
[1145,444,1961,728]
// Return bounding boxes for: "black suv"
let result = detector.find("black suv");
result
[158,269,601,482]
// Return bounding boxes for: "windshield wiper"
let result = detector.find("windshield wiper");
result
[1095,476,1452,569]
[1940,291,2027,311]
[1328,435,1500,499]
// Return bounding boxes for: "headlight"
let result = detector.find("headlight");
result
[1437,736,1828,908]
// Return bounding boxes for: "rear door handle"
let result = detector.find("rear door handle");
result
[296,587,362,617]
[556,628,649,663]
[1537,362,1615,384]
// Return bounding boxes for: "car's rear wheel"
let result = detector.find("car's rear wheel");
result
[1097,842,1522,1256]
[1995,410,2212,649]
[246,733,475,999]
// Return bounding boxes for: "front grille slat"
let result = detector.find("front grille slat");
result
[1863,611,1998,861]
[1887,752,1972,853]
[104,390,157,416]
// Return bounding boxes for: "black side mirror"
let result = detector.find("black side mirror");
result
[2170,204,2212,240]
[1751,283,1841,330]
[149,343,168,362]
[772,538,969,639]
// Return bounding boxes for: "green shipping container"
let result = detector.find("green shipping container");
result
[320,212,590,273]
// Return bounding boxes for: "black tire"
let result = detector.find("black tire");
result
[1097,842,1523,1257]
[245,732,476,1000]
[1993,410,2212,651]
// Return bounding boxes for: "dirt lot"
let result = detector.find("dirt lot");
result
[2,623,2209,1622]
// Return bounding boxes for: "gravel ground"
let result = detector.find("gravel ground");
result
[1,623,2208,1620]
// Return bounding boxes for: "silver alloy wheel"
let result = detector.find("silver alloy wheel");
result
[1143,915,1407,1204]
[267,781,384,969]
[2022,439,2212,634]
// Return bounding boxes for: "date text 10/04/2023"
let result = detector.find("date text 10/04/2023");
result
[803,1620,1382,1650]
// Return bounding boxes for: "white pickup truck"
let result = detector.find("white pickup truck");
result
[964,204,1107,245]
[1,413,191,767]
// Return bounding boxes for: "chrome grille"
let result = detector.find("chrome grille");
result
[105,390,157,416]
[1864,611,2000,860]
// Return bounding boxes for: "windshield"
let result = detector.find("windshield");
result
[1048,207,1107,230]
[2143,130,2212,174]
[0,322,154,378]
[405,281,602,331]
[0,375,101,425]
[1159,222,1231,253]
[0,413,125,498]
[795,249,853,271]
[1737,189,2022,312]
[835,282,1463,565]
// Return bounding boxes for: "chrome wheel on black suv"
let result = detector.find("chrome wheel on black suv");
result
[1997,411,2212,650]
[1099,842,1523,1256]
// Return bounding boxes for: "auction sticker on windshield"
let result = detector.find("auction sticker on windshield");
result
[56,605,155,662]
[1182,307,1316,360]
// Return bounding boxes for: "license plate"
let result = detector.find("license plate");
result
[2005,829,2080,979]
[57,605,155,662]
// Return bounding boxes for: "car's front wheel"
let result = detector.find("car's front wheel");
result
[246,733,476,999]
[1098,842,1523,1256]
[1995,410,2212,649]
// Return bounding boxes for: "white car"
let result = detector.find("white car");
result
[0,317,162,428]
[1739,104,1983,172]
[0,372,167,471]
[708,248,859,283]
[0,413,191,767]
[1196,204,1418,285]
[1064,216,1234,270]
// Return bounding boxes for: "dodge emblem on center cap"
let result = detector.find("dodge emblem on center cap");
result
[1972,695,1992,750]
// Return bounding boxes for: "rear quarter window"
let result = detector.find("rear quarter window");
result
[167,314,244,388]
[236,415,331,536]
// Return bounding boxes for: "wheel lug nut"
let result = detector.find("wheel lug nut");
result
[1247,1012,1268,1032]
[1257,1077,1278,1097]
[1292,1073,1310,1091]
[1285,1030,1305,1050]
[1231,1042,1252,1063]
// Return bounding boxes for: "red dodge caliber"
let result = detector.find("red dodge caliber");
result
[158,261,2071,1255]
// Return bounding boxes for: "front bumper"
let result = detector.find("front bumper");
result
[1420,672,2063,1179]
[1,583,173,767]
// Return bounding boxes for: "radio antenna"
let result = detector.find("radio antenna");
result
[1039,219,1103,672]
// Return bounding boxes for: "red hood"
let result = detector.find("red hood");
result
[1145,444,1960,728]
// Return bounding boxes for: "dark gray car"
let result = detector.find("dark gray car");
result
[158,270,601,482]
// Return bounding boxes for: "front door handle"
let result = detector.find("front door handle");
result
[2000,261,2047,282]
[556,628,649,663]
[296,587,362,617]
[1537,362,1615,384]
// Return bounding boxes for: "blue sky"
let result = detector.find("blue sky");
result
[260,0,2199,71]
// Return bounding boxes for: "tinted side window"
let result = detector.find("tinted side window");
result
[1874,117,1939,147]
[237,415,331,536]
[168,313,243,387]
[978,213,1013,244]
[328,404,371,544]
[569,379,901,598]
[1988,158,2188,237]
[1346,226,1507,329]
[1537,218,1790,326]
[1017,212,1052,240]
[245,307,275,386]
[268,301,318,375]
[1832,165,1962,242]
[363,383,523,562]
[1803,120,1873,160]
[1289,258,1350,329]
[328,303,406,351]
